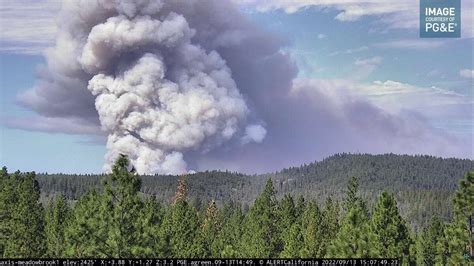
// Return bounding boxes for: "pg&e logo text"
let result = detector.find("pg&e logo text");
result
[420,0,461,38]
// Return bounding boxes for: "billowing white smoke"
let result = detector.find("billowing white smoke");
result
[56,0,263,174]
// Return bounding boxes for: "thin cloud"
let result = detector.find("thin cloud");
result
[2,115,102,135]
[0,0,60,55]
[460,69,474,79]
[328,45,369,56]
[317,33,327,40]
[1,0,472,56]
[237,0,474,37]
[352,56,382,80]
[352,80,473,138]
[374,39,446,50]
[354,56,382,66]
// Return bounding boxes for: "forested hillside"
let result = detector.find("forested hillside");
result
[1,156,473,262]
[36,153,473,229]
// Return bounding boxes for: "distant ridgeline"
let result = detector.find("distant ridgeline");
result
[36,153,473,229]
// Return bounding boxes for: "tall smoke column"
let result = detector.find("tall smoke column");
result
[52,0,263,174]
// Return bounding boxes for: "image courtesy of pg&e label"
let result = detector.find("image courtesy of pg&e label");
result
[420,0,460,38]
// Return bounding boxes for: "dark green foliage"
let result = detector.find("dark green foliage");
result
[159,200,204,257]
[300,201,324,257]
[138,197,164,257]
[64,190,109,257]
[327,201,380,258]
[35,154,473,228]
[0,155,472,260]
[201,200,222,257]
[416,217,445,265]
[370,191,411,260]
[326,179,379,258]
[277,195,297,233]
[64,155,146,258]
[344,176,360,211]
[319,197,340,256]
[103,154,145,257]
[240,179,279,257]
[295,195,306,214]
[0,167,13,257]
[213,206,244,258]
[3,171,45,258]
[279,220,303,258]
[438,171,473,264]
[276,194,297,253]
[45,194,69,257]
[277,195,302,258]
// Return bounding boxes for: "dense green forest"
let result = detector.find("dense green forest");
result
[0,155,473,262]
[0,156,474,260]
[36,153,473,229]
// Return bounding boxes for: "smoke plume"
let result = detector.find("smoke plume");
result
[37,0,266,174]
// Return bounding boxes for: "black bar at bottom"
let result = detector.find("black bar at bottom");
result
[0,258,400,266]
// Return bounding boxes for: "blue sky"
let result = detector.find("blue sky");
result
[250,7,472,87]
[0,0,472,174]
[0,54,105,173]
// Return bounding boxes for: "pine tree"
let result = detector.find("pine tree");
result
[280,221,303,258]
[417,217,445,265]
[202,200,222,257]
[277,194,301,257]
[370,191,411,260]
[344,176,360,211]
[45,194,70,257]
[160,201,204,257]
[173,175,187,204]
[220,200,239,221]
[0,167,14,257]
[240,178,278,257]
[319,197,340,257]
[406,230,418,265]
[296,195,306,215]
[434,233,449,265]
[191,197,204,213]
[137,197,165,257]
[64,190,110,257]
[328,201,380,258]
[64,155,145,258]
[104,154,144,257]
[3,172,45,258]
[300,201,324,257]
[441,171,473,264]
[213,207,244,258]
[276,195,296,251]
[159,176,204,257]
